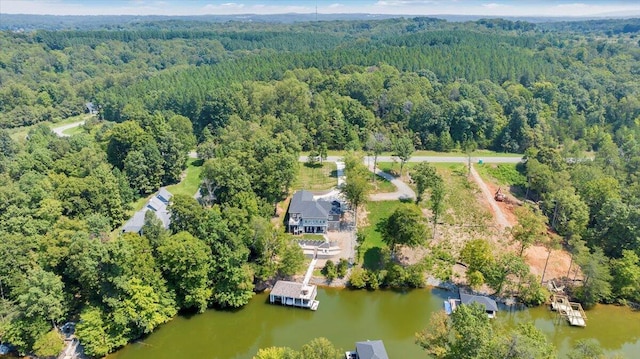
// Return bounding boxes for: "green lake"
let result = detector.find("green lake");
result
[108,288,640,359]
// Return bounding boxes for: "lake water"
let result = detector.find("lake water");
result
[108,287,640,359]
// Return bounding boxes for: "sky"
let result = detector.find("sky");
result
[2,0,640,17]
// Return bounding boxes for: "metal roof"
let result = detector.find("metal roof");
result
[460,292,498,312]
[355,340,389,359]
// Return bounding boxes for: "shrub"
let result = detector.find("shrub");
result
[321,260,337,281]
[337,258,349,278]
[384,264,407,288]
[348,267,367,289]
[406,265,426,288]
[367,269,381,290]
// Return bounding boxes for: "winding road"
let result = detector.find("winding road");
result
[51,119,86,137]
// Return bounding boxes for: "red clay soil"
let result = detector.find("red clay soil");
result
[470,165,574,282]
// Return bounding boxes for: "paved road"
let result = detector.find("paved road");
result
[298,155,523,164]
[365,155,524,164]
[51,120,86,137]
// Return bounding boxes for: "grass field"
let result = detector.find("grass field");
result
[475,163,526,187]
[370,174,396,193]
[359,201,403,269]
[62,125,86,136]
[293,162,337,191]
[165,158,204,198]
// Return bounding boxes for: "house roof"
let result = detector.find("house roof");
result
[157,187,173,204]
[356,340,389,359]
[270,281,305,298]
[122,188,173,233]
[460,292,498,312]
[289,190,342,219]
[122,210,147,233]
[289,190,327,219]
[147,197,166,212]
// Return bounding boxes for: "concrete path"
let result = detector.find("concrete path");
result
[367,164,416,201]
[51,120,85,137]
[312,161,345,200]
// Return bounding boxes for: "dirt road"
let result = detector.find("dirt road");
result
[469,164,512,229]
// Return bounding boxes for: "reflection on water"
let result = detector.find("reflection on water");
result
[108,288,640,359]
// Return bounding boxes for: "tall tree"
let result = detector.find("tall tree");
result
[157,232,212,312]
[393,136,414,178]
[411,162,438,203]
[380,204,428,258]
[511,205,548,257]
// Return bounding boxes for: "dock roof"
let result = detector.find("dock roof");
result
[356,340,389,359]
[460,292,498,312]
[271,281,305,298]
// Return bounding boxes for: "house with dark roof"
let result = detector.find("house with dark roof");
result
[460,292,498,318]
[122,188,173,234]
[85,102,98,115]
[287,190,341,234]
[345,340,389,359]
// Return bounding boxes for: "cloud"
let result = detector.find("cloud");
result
[328,3,344,8]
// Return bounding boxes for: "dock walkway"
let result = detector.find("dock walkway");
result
[551,295,586,327]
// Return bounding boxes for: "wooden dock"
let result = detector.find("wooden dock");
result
[550,295,586,327]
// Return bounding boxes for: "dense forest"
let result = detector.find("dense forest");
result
[1,15,639,358]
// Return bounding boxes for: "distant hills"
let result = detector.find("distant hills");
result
[1,13,639,31]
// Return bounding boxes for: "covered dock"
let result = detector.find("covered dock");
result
[460,292,498,318]
[269,281,319,310]
[269,257,319,310]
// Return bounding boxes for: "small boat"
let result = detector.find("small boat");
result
[444,300,452,315]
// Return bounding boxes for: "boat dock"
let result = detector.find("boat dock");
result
[269,257,319,311]
[550,294,587,327]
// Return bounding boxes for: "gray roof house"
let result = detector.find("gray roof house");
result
[345,340,389,359]
[288,190,341,234]
[460,292,498,318]
[122,188,173,234]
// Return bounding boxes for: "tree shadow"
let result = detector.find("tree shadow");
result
[303,162,322,169]
[329,169,338,178]
[363,247,384,270]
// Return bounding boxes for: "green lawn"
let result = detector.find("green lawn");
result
[293,162,337,191]
[165,158,204,198]
[127,157,203,218]
[370,175,397,193]
[62,125,86,136]
[475,163,526,187]
[359,201,403,269]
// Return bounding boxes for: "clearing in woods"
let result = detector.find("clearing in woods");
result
[469,163,574,282]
